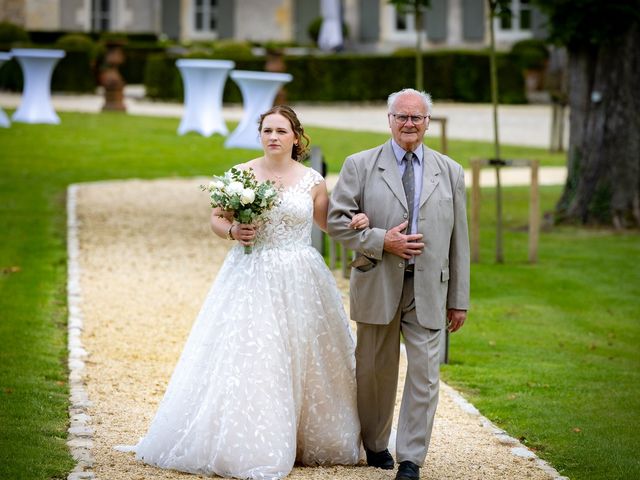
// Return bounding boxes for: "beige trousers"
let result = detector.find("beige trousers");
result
[355,273,442,466]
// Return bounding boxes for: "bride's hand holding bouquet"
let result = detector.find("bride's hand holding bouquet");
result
[203,167,279,253]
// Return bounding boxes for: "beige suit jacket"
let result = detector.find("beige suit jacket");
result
[328,140,470,329]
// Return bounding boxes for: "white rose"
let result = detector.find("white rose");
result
[226,181,244,195]
[240,188,256,205]
[209,180,224,191]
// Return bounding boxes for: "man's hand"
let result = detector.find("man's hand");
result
[383,221,424,259]
[447,309,467,333]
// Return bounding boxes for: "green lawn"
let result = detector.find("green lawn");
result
[442,185,640,479]
[0,111,637,480]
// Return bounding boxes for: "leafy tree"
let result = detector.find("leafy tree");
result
[533,0,640,227]
[389,0,431,90]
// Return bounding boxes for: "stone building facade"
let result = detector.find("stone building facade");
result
[0,0,545,50]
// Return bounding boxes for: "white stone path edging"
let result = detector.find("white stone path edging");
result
[66,185,96,480]
[65,181,568,480]
[439,383,568,480]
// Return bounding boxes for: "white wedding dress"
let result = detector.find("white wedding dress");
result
[128,168,361,479]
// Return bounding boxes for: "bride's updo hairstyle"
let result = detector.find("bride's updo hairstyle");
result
[258,105,311,162]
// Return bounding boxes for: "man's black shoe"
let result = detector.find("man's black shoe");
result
[395,460,420,480]
[364,447,394,470]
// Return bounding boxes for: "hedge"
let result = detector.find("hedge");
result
[144,50,526,104]
[0,48,96,93]
[118,43,167,84]
[0,46,526,103]
[0,44,169,94]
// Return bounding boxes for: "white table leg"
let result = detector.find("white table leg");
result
[225,71,293,150]
[176,59,235,137]
[11,48,65,124]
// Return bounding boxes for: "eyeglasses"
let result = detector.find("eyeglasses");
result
[389,113,429,125]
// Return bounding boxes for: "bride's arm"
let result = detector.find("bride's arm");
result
[312,181,329,232]
[210,208,256,246]
[210,208,236,240]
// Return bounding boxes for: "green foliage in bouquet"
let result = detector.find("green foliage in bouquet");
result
[203,168,279,253]
[205,167,278,222]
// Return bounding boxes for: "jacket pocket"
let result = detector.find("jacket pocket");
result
[350,255,377,272]
[441,268,450,282]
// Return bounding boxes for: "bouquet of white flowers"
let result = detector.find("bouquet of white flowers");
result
[202,167,279,253]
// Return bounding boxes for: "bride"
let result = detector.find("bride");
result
[121,106,367,479]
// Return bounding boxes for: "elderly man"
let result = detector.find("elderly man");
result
[328,88,470,480]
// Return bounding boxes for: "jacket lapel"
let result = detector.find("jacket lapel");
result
[419,147,441,208]
[378,140,408,209]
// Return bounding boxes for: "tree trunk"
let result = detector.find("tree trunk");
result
[556,24,640,227]
[415,7,424,91]
[488,0,504,262]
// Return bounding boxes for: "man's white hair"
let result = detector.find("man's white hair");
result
[387,88,433,114]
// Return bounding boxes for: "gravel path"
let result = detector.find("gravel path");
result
[70,178,562,480]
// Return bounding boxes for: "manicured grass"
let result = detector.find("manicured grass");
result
[0,111,635,479]
[442,185,640,479]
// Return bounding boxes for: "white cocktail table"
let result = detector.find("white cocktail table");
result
[0,52,11,127]
[11,48,66,124]
[176,59,235,137]
[225,70,293,150]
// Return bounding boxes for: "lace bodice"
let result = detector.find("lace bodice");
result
[251,168,323,251]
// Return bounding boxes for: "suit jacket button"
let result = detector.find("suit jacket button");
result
[403,213,408,219]
[398,262,404,268]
